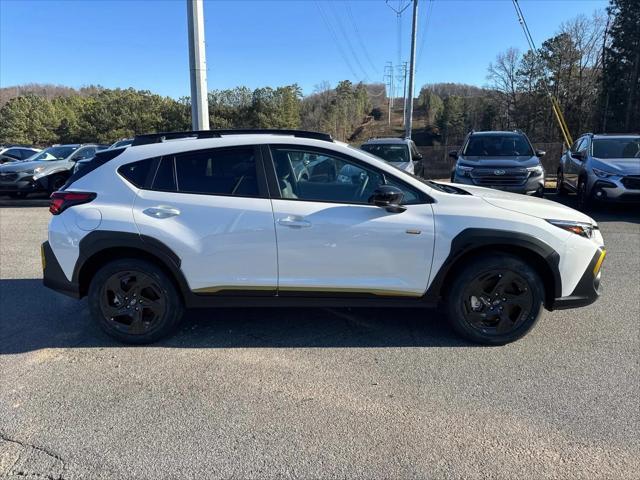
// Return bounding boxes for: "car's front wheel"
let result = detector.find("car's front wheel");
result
[88,259,184,344]
[446,254,544,345]
[577,177,592,210]
[556,168,569,196]
[47,174,67,194]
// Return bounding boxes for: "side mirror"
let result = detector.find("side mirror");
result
[448,150,458,160]
[414,152,423,160]
[572,151,584,161]
[536,150,546,157]
[369,185,406,213]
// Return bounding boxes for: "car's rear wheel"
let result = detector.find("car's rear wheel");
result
[88,259,184,344]
[556,169,568,196]
[47,174,67,194]
[446,254,544,345]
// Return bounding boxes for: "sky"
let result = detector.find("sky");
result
[0,0,608,98]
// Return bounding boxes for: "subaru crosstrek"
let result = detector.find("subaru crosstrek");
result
[450,130,545,196]
[42,129,605,345]
[557,133,640,208]
[0,144,99,197]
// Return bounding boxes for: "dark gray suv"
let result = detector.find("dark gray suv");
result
[450,131,545,196]
[557,134,640,208]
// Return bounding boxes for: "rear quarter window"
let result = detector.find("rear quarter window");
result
[118,159,154,188]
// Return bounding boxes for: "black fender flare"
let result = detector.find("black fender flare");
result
[424,228,562,304]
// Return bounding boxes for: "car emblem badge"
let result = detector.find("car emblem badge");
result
[494,169,506,175]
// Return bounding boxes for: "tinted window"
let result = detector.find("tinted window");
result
[73,147,96,160]
[272,147,423,205]
[31,146,77,161]
[173,147,258,197]
[152,157,177,191]
[118,159,153,188]
[463,135,533,156]
[593,138,640,159]
[361,144,410,163]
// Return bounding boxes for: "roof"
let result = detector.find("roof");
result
[469,131,525,136]
[592,133,639,138]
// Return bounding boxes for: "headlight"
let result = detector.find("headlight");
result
[547,219,597,239]
[527,165,544,176]
[592,167,616,178]
[34,166,45,174]
[456,164,474,177]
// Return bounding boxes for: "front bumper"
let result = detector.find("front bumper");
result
[550,248,606,310]
[453,173,544,195]
[0,173,44,193]
[42,241,81,298]
[588,176,640,202]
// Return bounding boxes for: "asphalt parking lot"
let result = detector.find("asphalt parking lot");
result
[0,195,638,479]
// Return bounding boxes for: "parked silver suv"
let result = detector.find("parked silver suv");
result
[0,144,99,198]
[450,131,545,196]
[557,134,640,208]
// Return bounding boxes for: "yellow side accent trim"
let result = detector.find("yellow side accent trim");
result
[41,244,46,272]
[593,249,606,276]
[194,285,421,297]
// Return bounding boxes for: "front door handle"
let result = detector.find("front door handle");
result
[143,206,181,219]
[277,216,311,228]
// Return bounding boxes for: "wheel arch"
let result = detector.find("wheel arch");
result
[426,229,562,309]
[73,231,190,301]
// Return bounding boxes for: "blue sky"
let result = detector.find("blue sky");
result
[0,0,607,98]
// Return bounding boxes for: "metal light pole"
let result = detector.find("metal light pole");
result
[187,0,209,130]
[404,0,418,139]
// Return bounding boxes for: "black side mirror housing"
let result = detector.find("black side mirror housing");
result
[536,150,546,157]
[448,150,458,160]
[414,152,423,160]
[369,185,406,213]
[572,151,584,161]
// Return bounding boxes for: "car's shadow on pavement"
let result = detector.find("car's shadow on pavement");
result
[0,279,470,354]
[545,192,640,224]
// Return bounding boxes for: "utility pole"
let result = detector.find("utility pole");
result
[187,0,209,130]
[384,62,394,126]
[401,62,408,126]
[404,0,418,139]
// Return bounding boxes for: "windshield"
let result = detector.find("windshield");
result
[111,139,133,149]
[592,137,640,159]
[31,146,77,161]
[360,144,410,163]
[463,134,533,157]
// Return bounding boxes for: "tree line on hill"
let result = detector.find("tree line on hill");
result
[0,80,372,146]
[0,0,636,147]
[418,0,639,145]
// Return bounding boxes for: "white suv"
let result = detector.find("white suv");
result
[42,130,606,345]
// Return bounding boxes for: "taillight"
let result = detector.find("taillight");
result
[49,191,96,215]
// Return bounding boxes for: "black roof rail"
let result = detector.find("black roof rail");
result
[132,129,334,146]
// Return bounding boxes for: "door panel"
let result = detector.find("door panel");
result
[272,199,435,296]
[134,190,277,293]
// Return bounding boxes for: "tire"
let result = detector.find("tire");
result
[533,187,544,198]
[47,174,67,194]
[556,169,568,196]
[445,254,545,345]
[576,177,591,210]
[88,258,184,344]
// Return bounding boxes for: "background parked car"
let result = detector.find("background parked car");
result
[360,137,424,177]
[0,144,99,197]
[0,146,41,164]
[450,130,545,196]
[557,133,640,208]
[109,138,134,149]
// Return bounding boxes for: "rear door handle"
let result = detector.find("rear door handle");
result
[277,216,311,228]
[143,206,181,219]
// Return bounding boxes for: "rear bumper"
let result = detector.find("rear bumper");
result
[550,248,606,310]
[42,241,81,298]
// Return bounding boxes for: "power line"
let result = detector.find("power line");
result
[345,1,378,74]
[416,0,434,72]
[315,1,361,81]
[326,1,370,80]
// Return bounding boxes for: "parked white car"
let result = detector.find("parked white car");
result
[42,130,605,345]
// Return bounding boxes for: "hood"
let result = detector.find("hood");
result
[459,184,594,224]
[0,159,67,173]
[592,157,640,176]
[458,155,539,168]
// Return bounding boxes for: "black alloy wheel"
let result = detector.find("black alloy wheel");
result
[577,178,591,210]
[89,259,184,344]
[556,169,568,196]
[48,175,67,194]
[446,254,544,345]
[100,270,166,336]
[461,270,534,336]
